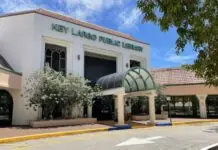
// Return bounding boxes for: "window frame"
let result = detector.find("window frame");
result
[44,43,67,74]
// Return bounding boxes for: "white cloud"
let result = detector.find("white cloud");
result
[165,54,196,64]
[73,9,91,21]
[151,47,197,68]
[58,0,122,10]
[164,49,197,64]
[0,0,124,21]
[57,0,124,20]
[118,8,141,30]
[0,0,40,12]
[79,0,103,10]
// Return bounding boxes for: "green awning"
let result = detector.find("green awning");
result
[96,67,156,93]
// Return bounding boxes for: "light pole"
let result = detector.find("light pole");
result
[166,96,172,124]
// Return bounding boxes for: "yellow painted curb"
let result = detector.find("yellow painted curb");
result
[172,120,218,126]
[132,125,154,129]
[0,127,108,144]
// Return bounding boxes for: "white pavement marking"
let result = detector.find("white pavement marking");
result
[116,136,164,147]
[201,143,218,150]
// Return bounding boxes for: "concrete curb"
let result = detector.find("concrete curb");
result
[131,125,154,129]
[172,120,218,126]
[1,120,217,144]
[0,125,154,144]
[108,124,131,131]
[155,122,172,126]
[0,128,108,144]
[154,120,218,127]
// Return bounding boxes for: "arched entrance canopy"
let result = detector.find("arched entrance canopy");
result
[96,67,156,93]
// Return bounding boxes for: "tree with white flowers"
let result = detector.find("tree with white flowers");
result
[22,65,101,120]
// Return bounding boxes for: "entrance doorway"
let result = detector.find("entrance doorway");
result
[84,52,117,119]
[84,52,117,86]
[0,90,13,126]
[92,95,115,120]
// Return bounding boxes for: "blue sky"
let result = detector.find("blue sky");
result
[0,0,197,69]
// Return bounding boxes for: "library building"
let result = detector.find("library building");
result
[0,9,217,126]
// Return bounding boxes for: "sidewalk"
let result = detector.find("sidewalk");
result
[0,120,151,144]
[0,118,218,144]
[1,118,217,139]
[0,124,111,139]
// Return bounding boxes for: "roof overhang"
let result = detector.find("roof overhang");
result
[101,87,125,96]
[0,9,149,45]
[163,84,218,96]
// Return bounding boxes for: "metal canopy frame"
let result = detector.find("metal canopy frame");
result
[96,67,156,93]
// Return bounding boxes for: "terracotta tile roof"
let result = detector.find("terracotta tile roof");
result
[0,9,148,45]
[151,68,205,85]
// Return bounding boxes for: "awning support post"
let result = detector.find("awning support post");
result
[116,93,125,125]
[148,93,156,125]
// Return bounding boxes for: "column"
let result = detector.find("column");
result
[66,43,73,74]
[122,53,130,72]
[148,95,156,125]
[117,93,125,125]
[196,95,207,118]
[72,39,84,76]
[88,105,92,118]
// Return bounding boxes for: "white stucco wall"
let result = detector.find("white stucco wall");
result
[0,14,40,125]
[34,14,149,74]
[0,12,150,125]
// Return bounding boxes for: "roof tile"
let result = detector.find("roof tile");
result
[151,68,205,85]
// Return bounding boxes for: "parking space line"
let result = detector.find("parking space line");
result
[201,143,218,150]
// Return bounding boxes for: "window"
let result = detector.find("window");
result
[167,96,200,118]
[130,60,141,68]
[45,44,66,73]
[206,95,218,118]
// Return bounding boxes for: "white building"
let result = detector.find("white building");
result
[0,9,153,126]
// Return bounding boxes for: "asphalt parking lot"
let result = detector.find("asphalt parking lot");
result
[1,123,218,150]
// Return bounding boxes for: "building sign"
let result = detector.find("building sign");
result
[51,23,143,52]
